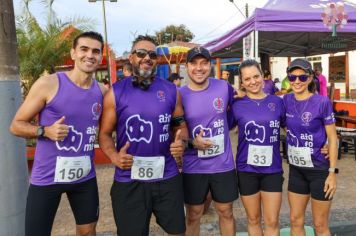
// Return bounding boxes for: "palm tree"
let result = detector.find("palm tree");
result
[17,0,96,97]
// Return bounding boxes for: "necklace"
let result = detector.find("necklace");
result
[293,95,312,118]
[247,95,268,106]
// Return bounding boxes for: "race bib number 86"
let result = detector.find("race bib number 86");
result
[131,156,165,180]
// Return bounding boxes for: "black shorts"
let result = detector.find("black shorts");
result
[111,174,185,236]
[25,177,99,236]
[288,165,330,201]
[237,171,284,196]
[182,169,239,205]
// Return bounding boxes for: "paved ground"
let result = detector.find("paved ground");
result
[51,132,356,235]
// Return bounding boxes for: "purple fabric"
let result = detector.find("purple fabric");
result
[204,0,356,53]
[180,79,235,174]
[263,79,277,95]
[283,94,336,169]
[32,72,103,185]
[112,76,179,182]
[231,95,285,173]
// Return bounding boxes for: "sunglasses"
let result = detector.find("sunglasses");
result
[132,49,158,60]
[287,74,310,82]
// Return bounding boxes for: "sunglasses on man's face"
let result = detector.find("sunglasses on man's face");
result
[132,49,158,60]
[287,74,309,82]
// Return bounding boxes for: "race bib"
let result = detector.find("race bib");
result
[288,145,314,168]
[131,156,165,180]
[247,144,273,166]
[198,134,225,158]
[54,156,91,183]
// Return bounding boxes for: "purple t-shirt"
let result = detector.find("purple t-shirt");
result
[283,94,335,169]
[113,76,179,182]
[263,80,277,95]
[32,72,103,185]
[180,78,235,174]
[231,95,285,173]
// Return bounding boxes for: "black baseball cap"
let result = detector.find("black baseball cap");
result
[186,47,211,63]
[287,58,313,74]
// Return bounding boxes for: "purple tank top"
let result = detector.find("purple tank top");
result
[31,72,103,185]
[180,78,235,174]
[113,76,179,182]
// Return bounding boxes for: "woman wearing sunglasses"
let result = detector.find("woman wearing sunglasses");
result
[284,58,338,236]
[231,59,285,236]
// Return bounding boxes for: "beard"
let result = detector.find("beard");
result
[133,62,156,79]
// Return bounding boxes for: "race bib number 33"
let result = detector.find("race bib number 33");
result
[54,156,91,183]
[247,144,273,166]
[131,156,165,180]
[198,134,225,158]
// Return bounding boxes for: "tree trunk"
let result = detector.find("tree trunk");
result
[0,0,29,235]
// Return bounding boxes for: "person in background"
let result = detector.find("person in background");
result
[314,66,328,97]
[122,62,133,77]
[221,70,230,81]
[169,72,184,87]
[263,70,277,95]
[274,78,281,91]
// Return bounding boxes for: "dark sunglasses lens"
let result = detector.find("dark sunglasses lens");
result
[287,75,297,82]
[148,51,157,59]
[135,50,147,58]
[298,75,309,82]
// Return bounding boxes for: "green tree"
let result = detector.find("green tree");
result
[17,0,95,97]
[154,24,194,45]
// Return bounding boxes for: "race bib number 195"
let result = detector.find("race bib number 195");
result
[288,145,314,168]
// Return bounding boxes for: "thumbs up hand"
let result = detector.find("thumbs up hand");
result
[170,129,185,162]
[111,141,133,170]
[45,116,69,141]
[193,129,214,150]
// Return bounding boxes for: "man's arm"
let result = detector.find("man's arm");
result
[9,75,69,141]
[170,91,189,158]
[98,88,133,169]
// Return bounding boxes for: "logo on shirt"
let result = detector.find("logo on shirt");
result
[301,112,312,125]
[126,114,153,143]
[213,97,224,113]
[157,90,166,102]
[245,121,265,143]
[56,126,83,152]
[92,103,102,120]
[268,103,276,112]
[192,125,212,138]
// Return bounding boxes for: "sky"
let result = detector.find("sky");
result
[13,0,269,56]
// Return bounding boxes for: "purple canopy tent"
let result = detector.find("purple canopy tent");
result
[204,0,356,57]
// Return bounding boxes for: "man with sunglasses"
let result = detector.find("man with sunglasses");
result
[99,35,188,236]
[180,47,238,235]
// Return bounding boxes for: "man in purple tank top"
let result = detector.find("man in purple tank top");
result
[99,35,188,236]
[10,32,107,236]
[180,47,239,235]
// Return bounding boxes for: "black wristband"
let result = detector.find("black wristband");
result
[184,139,194,149]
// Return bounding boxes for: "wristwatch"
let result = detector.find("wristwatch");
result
[36,126,45,138]
[328,167,339,174]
